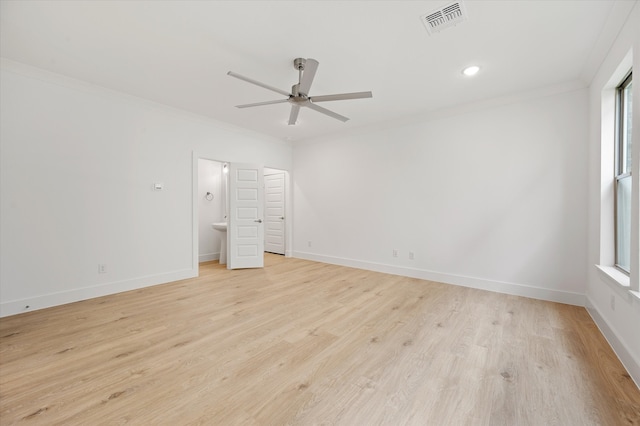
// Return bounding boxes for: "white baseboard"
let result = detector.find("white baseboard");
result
[585,297,640,389]
[293,251,585,306]
[0,268,197,318]
[199,252,219,263]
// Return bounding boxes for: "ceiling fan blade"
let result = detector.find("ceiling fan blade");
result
[235,99,289,109]
[227,71,291,97]
[297,58,319,96]
[288,105,301,125]
[306,102,349,122]
[310,91,373,103]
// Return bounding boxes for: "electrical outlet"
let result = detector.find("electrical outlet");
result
[610,295,615,311]
[409,251,414,260]
[392,249,399,258]
[98,264,107,274]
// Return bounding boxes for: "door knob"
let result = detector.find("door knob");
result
[254,219,263,223]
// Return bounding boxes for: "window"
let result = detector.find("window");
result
[615,71,632,273]
[597,52,637,295]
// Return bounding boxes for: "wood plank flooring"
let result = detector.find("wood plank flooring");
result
[1,254,639,425]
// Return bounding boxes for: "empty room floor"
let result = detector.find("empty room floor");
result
[1,254,639,425]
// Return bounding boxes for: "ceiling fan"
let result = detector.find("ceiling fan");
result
[227,58,372,125]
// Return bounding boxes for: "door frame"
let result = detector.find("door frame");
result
[264,168,287,255]
[192,152,228,273]
[264,167,292,257]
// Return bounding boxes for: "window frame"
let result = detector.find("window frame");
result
[614,71,632,274]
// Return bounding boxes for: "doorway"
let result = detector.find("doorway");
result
[192,154,291,272]
[196,158,225,263]
[264,169,286,255]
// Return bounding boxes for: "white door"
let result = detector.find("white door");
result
[264,172,285,255]
[228,163,264,269]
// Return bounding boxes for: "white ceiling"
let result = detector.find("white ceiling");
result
[0,1,635,142]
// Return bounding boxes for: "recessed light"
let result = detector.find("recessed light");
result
[462,65,480,76]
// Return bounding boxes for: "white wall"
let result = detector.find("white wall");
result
[293,87,588,305]
[198,159,223,262]
[0,59,292,317]
[586,4,640,385]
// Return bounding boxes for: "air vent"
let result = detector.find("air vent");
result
[420,1,468,35]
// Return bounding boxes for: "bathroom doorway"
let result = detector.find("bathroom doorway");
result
[197,158,225,263]
[193,154,291,272]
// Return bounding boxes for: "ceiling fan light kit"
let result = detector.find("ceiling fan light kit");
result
[227,58,373,125]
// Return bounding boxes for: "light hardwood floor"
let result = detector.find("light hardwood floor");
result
[1,254,639,425]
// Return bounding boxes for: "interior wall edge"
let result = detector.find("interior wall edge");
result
[0,268,197,318]
[293,252,585,307]
[585,297,640,389]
